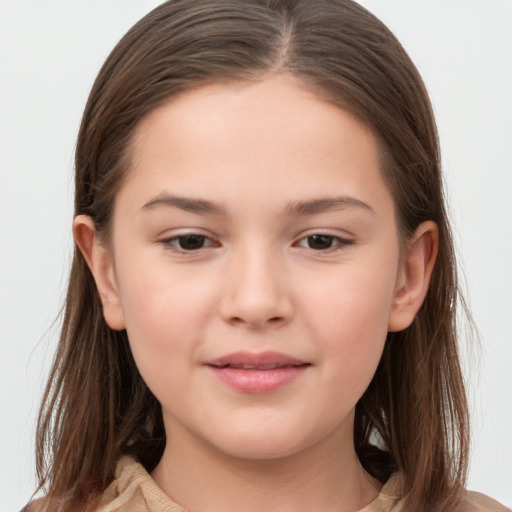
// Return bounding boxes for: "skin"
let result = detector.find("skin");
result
[75,76,438,512]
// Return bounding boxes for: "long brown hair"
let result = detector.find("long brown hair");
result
[35,1,470,510]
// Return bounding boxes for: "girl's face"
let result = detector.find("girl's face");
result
[79,77,434,461]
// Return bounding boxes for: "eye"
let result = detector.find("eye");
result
[303,235,335,250]
[160,234,218,252]
[296,234,353,251]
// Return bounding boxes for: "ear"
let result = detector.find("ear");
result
[388,221,439,332]
[73,215,126,330]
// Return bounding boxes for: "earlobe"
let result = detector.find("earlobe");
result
[388,221,439,332]
[73,215,126,330]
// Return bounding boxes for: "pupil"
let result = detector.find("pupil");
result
[179,235,205,250]
[308,235,334,250]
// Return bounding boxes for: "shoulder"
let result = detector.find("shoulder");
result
[20,457,154,512]
[19,498,46,512]
[458,490,510,512]
[373,474,510,512]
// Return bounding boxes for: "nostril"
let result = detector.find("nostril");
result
[227,315,285,328]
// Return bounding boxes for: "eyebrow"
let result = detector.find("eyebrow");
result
[285,196,375,216]
[142,194,374,217]
[142,195,227,215]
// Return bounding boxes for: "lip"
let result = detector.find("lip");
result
[205,351,310,393]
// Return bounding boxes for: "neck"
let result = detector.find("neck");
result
[152,421,382,512]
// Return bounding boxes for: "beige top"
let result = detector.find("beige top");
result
[96,456,509,512]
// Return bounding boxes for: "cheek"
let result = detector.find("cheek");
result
[302,263,396,384]
[114,257,218,385]
[306,264,396,332]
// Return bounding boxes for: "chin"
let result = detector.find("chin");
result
[213,439,304,461]
[200,423,331,462]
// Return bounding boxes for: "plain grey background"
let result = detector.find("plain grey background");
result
[1,1,511,510]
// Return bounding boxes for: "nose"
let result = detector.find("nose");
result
[219,245,294,329]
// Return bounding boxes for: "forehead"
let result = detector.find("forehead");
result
[121,76,394,218]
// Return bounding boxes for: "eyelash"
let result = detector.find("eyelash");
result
[295,234,354,252]
[159,234,219,253]
[158,233,354,254]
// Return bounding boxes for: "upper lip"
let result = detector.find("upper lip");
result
[205,351,310,370]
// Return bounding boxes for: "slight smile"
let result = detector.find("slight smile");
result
[205,351,311,393]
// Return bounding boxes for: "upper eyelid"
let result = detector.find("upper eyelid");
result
[294,229,355,242]
[157,228,216,241]
[297,234,353,242]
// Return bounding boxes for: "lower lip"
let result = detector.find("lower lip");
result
[207,365,309,393]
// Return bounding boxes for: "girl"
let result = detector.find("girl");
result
[25,1,509,511]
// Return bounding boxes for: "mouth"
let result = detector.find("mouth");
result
[206,350,309,368]
[211,362,306,370]
[205,351,311,393]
